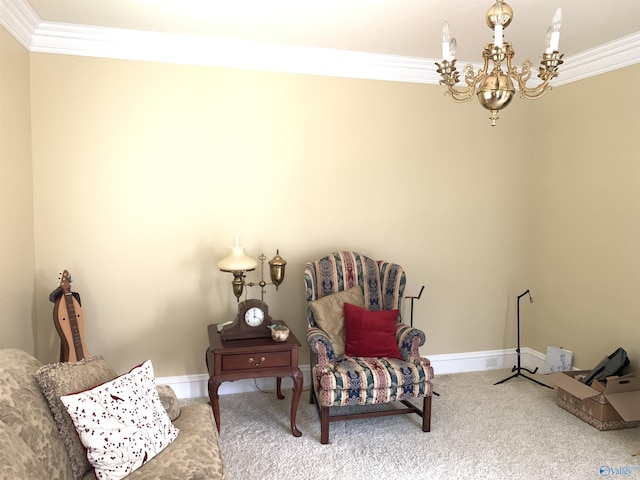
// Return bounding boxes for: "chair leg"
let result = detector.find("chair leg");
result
[309,387,315,405]
[320,406,330,444]
[422,395,432,432]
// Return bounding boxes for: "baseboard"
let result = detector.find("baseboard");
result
[427,347,546,375]
[157,370,314,400]
[157,347,547,399]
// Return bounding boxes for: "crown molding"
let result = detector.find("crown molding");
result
[552,33,640,87]
[29,21,441,83]
[2,0,639,85]
[0,0,39,48]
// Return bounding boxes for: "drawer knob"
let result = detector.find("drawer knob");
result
[248,357,266,365]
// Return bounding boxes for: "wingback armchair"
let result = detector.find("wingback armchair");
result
[304,251,434,444]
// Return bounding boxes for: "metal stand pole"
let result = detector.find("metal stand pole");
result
[406,286,440,396]
[406,285,424,327]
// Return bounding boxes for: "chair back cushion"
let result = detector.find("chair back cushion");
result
[305,251,405,327]
[308,286,365,357]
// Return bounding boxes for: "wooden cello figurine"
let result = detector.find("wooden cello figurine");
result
[49,270,90,362]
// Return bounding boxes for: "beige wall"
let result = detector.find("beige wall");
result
[28,53,536,376]
[2,32,637,376]
[530,64,640,368]
[0,27,35,352]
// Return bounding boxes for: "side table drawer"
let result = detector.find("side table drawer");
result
[222,351,291,371]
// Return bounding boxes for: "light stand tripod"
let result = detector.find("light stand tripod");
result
[494,290,552,389]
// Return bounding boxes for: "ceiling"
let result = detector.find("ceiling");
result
[25,0,640,62]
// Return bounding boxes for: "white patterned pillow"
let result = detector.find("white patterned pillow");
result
[60,360,179,480]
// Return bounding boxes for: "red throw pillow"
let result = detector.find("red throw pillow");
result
[343,303,401,359]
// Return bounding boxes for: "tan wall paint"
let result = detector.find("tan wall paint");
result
[9,46,634,377]
[0,27,35,352]
[29,53,536,376]
[531,64,640,368]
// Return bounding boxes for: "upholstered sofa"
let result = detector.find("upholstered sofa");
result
[0,348,224,479]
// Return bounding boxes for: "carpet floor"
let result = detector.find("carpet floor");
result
[189,369,640,480]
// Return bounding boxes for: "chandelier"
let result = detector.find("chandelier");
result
[436,1,563,126]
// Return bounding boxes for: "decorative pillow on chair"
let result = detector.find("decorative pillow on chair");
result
[309,286,365,357]
[60,359,179,480]
[344,303,402,359]
[36,356,118,480]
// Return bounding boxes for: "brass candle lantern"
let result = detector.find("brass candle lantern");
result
[248,250,287,300]
[269,250,287,290]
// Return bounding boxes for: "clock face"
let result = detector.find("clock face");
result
[244,307,265,327]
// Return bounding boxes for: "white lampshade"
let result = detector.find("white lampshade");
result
[218,237,257,272]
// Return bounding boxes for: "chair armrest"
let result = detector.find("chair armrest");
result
[306,327,336,368]
[156,384,181,421]
[396,323,427,363]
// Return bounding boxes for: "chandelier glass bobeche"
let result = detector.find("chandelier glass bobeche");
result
[436,1,563,126]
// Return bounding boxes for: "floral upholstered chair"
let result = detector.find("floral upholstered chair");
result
[304,251,434,444]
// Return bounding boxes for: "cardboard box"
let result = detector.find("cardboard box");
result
[548,370,640,431]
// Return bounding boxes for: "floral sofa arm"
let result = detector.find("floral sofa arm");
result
[306,327,336,369]
[396,324,429,365]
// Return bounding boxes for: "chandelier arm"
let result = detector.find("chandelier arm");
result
[464,59,488,88]
[447,65,487,103]
[508,55,562,100]
[448,74,488,103]
[436,60,476,103]
[438,55,489,103]
[515,77,553,99]
[445,88,474,103]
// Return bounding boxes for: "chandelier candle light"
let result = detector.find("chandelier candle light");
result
[436,1,563,126]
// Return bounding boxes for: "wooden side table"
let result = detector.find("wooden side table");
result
[205,323,303,437]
